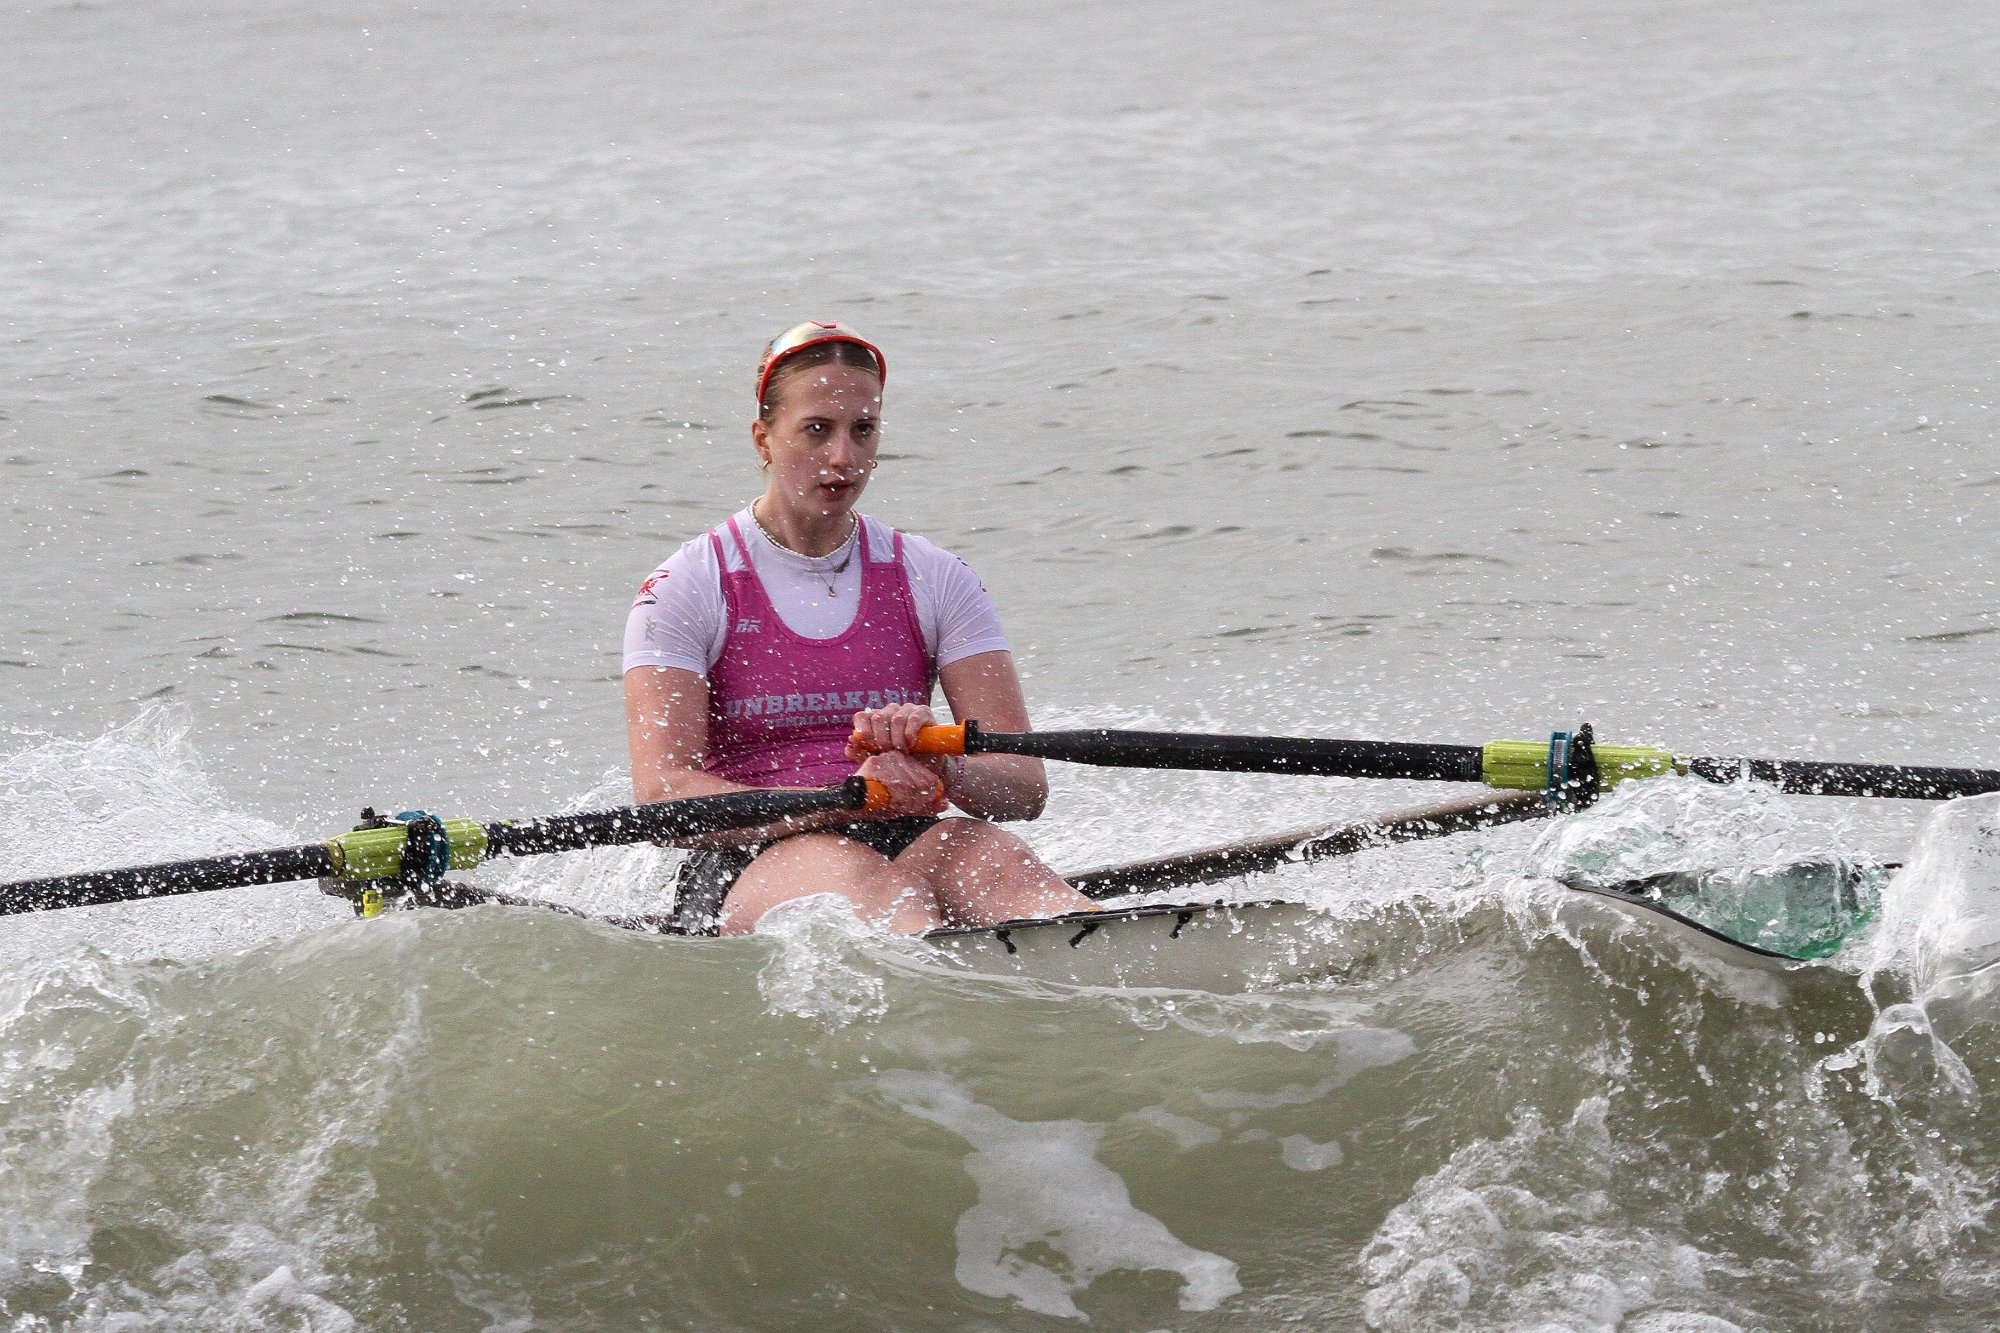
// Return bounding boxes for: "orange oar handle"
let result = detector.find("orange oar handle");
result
[847,722,969,757]
[857,777,945,814]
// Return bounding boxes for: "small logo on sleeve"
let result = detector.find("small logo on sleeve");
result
[633,571,668,607]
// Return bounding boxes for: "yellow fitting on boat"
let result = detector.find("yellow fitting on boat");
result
[360,885,385,919]
[1481,739,1680,792]
[326,819,489,883]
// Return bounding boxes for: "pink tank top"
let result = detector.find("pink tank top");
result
[705,516,935,788]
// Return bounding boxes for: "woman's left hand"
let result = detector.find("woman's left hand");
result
[846,703,937,761]
[855,750,948,817]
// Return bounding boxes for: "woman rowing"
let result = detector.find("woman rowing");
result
[622,321,1097,935]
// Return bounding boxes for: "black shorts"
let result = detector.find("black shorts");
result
[669,816,944,936]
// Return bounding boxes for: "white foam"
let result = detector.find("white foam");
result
[1278,1134,1344,1171]
[879,1068,1240,1320]
[1623,1315,1745,1333]
[1112,988,1413,1055]
[241,1265,361,1332]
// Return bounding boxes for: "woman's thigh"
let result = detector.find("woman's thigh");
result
[894,819,1092,928]
[718,831,943,935]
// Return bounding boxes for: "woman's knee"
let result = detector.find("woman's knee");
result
[916,819,1043,876]
[898,817,1088,928]
[721,834,941,932]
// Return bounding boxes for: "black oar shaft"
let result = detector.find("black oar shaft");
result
[485,779,871,858]
[0,844,336,916]
[0,779,874,917]
[969,728,1485,783]
[1687,756,2000,801]
[1065,789,1550,899]
[960,725,1999,803]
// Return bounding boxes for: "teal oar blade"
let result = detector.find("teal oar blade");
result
[1561,859,1891,963]
[0,778,875,917]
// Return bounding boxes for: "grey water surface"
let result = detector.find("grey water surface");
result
[3,0,1998,1328]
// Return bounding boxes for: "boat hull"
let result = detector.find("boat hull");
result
[925,898,1340,990]
[923,874,1870,990]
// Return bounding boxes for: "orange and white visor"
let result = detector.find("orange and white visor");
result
[755,321,887,405]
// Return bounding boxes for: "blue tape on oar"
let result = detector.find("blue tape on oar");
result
[394,810,452,889]
[1545,732,1571,807]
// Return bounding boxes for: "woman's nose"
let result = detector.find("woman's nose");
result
[825,429,862,467]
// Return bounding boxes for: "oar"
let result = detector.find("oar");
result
[859,721,2000,801]
[1063,789,1553,899]
[451,790,1561,934]
[0,777,887,917]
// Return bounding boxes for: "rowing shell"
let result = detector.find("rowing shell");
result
[921,890,1863,990]
[589,792,1882,990]
[925,899,1337,991]
[919,859,1889,990]
[920,893,1810,991]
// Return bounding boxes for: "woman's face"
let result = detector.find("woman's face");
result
[752,363,882,520]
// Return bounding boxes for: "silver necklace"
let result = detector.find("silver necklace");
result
[750,504,858,596]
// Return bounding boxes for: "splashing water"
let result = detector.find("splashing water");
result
[0,705,297,882]
[4,716,2000,1328]
[1868,794,2000,1024]
[1361,1099,1729,1332]
[1525,775,1867,891]
[752,893,920,1029]
[0,708,347,965]
[1525,776,1885,959]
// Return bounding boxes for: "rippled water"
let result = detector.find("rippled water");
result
[5,0,1999,1326]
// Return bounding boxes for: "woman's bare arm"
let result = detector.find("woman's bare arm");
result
[934,650,1049,821]
[624,666,943,841]
[624,666,735,805]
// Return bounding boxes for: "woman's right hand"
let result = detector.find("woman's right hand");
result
[845,702,937,761]
[856,750,948,818]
